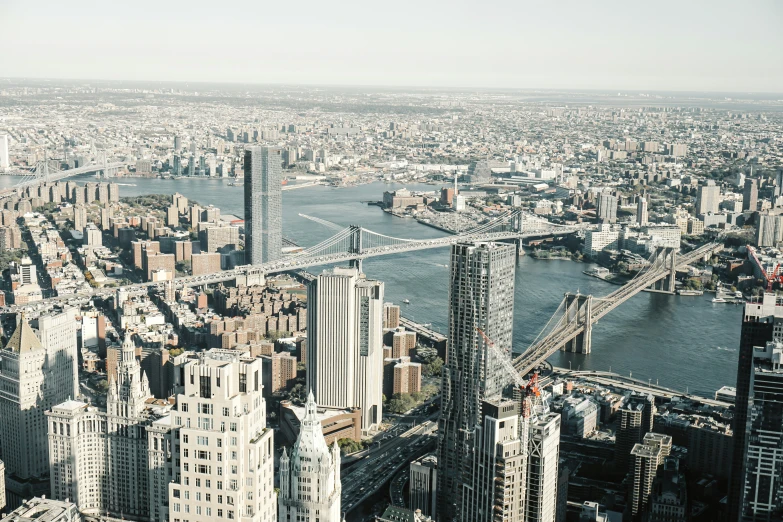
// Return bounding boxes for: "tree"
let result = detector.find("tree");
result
[169,347,184,357]
[387,393,416,414]
[423,356,443,377]
[95,379,110,394]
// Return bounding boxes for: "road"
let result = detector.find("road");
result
[341,418,437,513]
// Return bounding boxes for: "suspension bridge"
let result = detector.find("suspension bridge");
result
[512,241,722,375]
[0,152,128,197]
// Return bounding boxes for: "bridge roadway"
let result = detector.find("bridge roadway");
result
[14,226,582,306]
[0,162,128,196]
[512,242,722,375]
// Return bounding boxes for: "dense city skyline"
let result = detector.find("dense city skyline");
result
[1,0,782,93]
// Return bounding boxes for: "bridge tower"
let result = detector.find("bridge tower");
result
[348,225,364,272]
[648,247,677,294]
[562,292,593,354]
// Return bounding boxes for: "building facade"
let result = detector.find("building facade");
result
[278,393,342,522]
[244,147,283,265]
[307,267,384,433]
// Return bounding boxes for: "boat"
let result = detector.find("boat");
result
[677,289,703,296]
[712,297,727,303]
[227,181,241,187]
[402,299,411,304]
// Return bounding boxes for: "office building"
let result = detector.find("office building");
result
[463,399,530,522]
[729,293,783,520]
[0,498,81,522]
[244,147,283,265]
[409,456,437,519]
[0,310,78,505]
[152,350,277,522]
[437,242,516,521]
[47,334,158,520]
[525,413,562,522]
[307,267,384,433]
[696,181,720,216]
[597,193,617,223]
[615,393,655,472]
[278,393,342,522]
[744,178,758,212]
[0,134,9,170]
[636,197,648,226]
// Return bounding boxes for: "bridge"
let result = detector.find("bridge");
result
[15,209,584,306]
[512,241,722,376]
[1,153,128,197]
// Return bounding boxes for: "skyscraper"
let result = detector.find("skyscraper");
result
[306,267,384,433]
[47,334,154,519]
[278,393,342,522]
[437,242,516,521]
[244,147,283,265]
[525,413,562,522]
[615,393,655,472]
[597,193,617,223]
[0,310,78,505]
[729,294,783,520]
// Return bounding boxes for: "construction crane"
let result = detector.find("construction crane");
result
[475,327,547,419]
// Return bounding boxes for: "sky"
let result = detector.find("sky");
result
[1,0,781,93]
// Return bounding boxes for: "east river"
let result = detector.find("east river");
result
[1,175,742,397]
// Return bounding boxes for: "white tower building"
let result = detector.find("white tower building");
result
[525,413,562,522]
[307,267,384,433]
[278,392,343,522]
[0,134,9,170]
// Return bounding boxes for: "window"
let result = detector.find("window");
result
[206,480,211,488]
[218,495,223,504]
[195,479,201,488]
[195,492,201,501]
[217,481,223,490]
[222,407,229,417]
[197,436,209,446]
[174,504,181,513]
[217,439,223,448]
[206,508,212,517]
[205,494,211,502]
[217,510,223,518]
[181,403,189,412]
[200,375,211,397]
[230,423,237,433]
[183,449,189,458]
[239,373,247,393]
[173,490,181,498]
[183,463,189,472]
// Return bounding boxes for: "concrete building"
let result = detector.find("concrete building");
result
[616,393,655,472]
[743,178,759,212]
[46,334,159,520]
[383,303,401,329]
[278,393,342,522]
[584,224,620,258]
[199,225,240,253]
[686,417,732,480]
[0,459,5,513]
[437,242,517,521]
[154,350,277,522]
[262,351,297,396]
[166,206,179,227]
[628,441,661,519]
[392,356,422,395]
[696,181,720,216]
[73,204,87,232]
[409,455,437,519]
[279,401,362,446]
[648,458,687,522]
[307,267,384,433]
[191,252,222,276]
[0,498,81,522]
[84,223,102,247]
[636,197,648,226]
[391,328,416,358]
[0,310,78,506]
[244,147,283,265]
[525,413,562,522]
[0,134,9,170]
[597,193,617,223]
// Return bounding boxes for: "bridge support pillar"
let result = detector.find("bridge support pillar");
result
[348,225,364,273]
[562,293,593,354]
[648,247,677,294]
[350,258,363,272]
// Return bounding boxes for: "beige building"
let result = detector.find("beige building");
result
[393,357,422,395]
[192,252,222,275]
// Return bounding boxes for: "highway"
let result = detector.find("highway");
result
[341,419,437,513]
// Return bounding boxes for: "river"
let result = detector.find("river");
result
[0,175,741,397]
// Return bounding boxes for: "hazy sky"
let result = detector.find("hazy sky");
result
[2,0,781,93]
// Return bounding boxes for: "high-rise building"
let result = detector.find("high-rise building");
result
[278,393,342,522]
[743,178,758,212]
[525,413,562,522]
[437,242,516,521]
[597,193,617,224]
[47,334,156,520]
[0,310,78,505]
[409,455,437,519]
[383,303,401,329]
[73,204,87,232]
[615,393,655,472]
[0,459,5,513]
[729,293,783,520]
[636,197,648,226]
[150,350,277,522]
[628,441,661,519]
[696,181,720,216]
[0,134,9,170]
[307,267,384,433]
[244,147,283,265]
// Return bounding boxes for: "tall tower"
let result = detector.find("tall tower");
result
[278,392,342,522]
[729,294,783,520]
[307,267,384,433]
[636,196,648,226]
[244,146,283,265]
[525,413,562,522]
[437,242,516,521]
[0,309,78,505]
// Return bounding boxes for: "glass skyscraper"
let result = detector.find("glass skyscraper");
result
[243,146,283,265]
